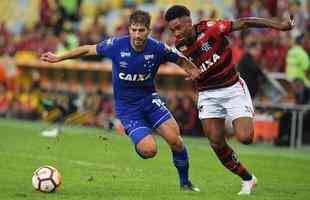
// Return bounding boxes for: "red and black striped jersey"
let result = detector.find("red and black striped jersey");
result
[175,19,239,91]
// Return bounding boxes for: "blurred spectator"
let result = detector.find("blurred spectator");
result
[56,0,82,28]
[291,78,310,104]
[0,22,12,56]
[0,83,11,117]
[40,0,59,28]
[286,34,310,86]
[265,0,278,17]
[114,10,131,36]
[56,30,79,55]
[287,0,307,38]
[260,30,288,72]
[0,63,6,83]
[235,0,252,18]
[237,41,265,98]
[11,83,40,120]
[151,10,167,40]
[174,95,200,135]
[95,90,115,129]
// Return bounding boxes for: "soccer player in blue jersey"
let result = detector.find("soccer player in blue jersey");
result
[41,10,200,191]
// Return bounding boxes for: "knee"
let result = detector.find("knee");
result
[169,136,184,152]
[136,146,157,159]
[239,137,253,145]
[236,130,254,145]
[234,119,254,145]
[210,142,226,151]
[208,134,227,150]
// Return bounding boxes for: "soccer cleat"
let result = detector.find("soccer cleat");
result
[238,175,257,195]
[180,181,200,192]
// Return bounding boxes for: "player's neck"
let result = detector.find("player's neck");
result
[184,29,197,46]
[130,41,147,52]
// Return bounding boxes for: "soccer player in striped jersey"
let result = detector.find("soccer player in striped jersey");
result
[165,5,294,195]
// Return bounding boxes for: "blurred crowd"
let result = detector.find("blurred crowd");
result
[0,0,310,135]
[0,78,201,135]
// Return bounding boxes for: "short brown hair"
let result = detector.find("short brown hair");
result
[129,10,151,28]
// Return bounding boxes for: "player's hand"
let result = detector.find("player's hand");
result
[41,52,62,63]
[280,14,295,31]
[185,68,201,81]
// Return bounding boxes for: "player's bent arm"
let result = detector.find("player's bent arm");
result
[231,15,294,32]
[41,45,97,63]
[176,57,200,80]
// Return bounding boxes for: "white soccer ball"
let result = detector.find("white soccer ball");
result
[32,166,62,192]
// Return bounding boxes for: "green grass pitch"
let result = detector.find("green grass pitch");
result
[0,119,309,200]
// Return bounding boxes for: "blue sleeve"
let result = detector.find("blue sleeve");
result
[96,37,116,59]
[157,42,183,64]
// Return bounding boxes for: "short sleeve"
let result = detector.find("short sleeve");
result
[96,37,116,58]
[203,19,233,35]
[158,42,184,64]
[215,19,233,35]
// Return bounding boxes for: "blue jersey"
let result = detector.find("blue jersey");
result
[96,36,181,112]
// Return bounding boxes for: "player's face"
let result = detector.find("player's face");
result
[129,23,150,48]
[167,16,193,43]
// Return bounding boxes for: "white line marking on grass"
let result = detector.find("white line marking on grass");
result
[0,151,116,170]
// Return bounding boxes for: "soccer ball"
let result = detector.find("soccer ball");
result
[32,166,62,192]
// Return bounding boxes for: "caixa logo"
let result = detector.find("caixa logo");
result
[200,54,220,72]
[119,73,151,81]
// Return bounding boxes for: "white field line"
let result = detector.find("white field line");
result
[0,151,116,170]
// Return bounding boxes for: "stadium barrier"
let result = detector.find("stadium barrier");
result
[255,102,310,148]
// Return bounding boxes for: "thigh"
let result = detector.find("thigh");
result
[197,90,226,120]
[225,79,254,121]
[144,93,173,129]
[156,117,181,143]
[118,113,152,145]
[201,118,226,146]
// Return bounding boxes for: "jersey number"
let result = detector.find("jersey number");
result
[152,99,165,107]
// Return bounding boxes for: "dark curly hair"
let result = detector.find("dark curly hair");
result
[165,5,191,22]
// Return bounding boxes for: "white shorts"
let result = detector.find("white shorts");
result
[197,78,254,121]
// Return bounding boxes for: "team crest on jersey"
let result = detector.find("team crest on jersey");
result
[144,54,154,60]
[105,38,114,45]
[120,51,131,57]
[201,42,212,52]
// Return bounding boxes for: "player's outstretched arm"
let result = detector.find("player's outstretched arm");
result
[41,45,97,63]
[176,57,201,80]
[231,14,295,32]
